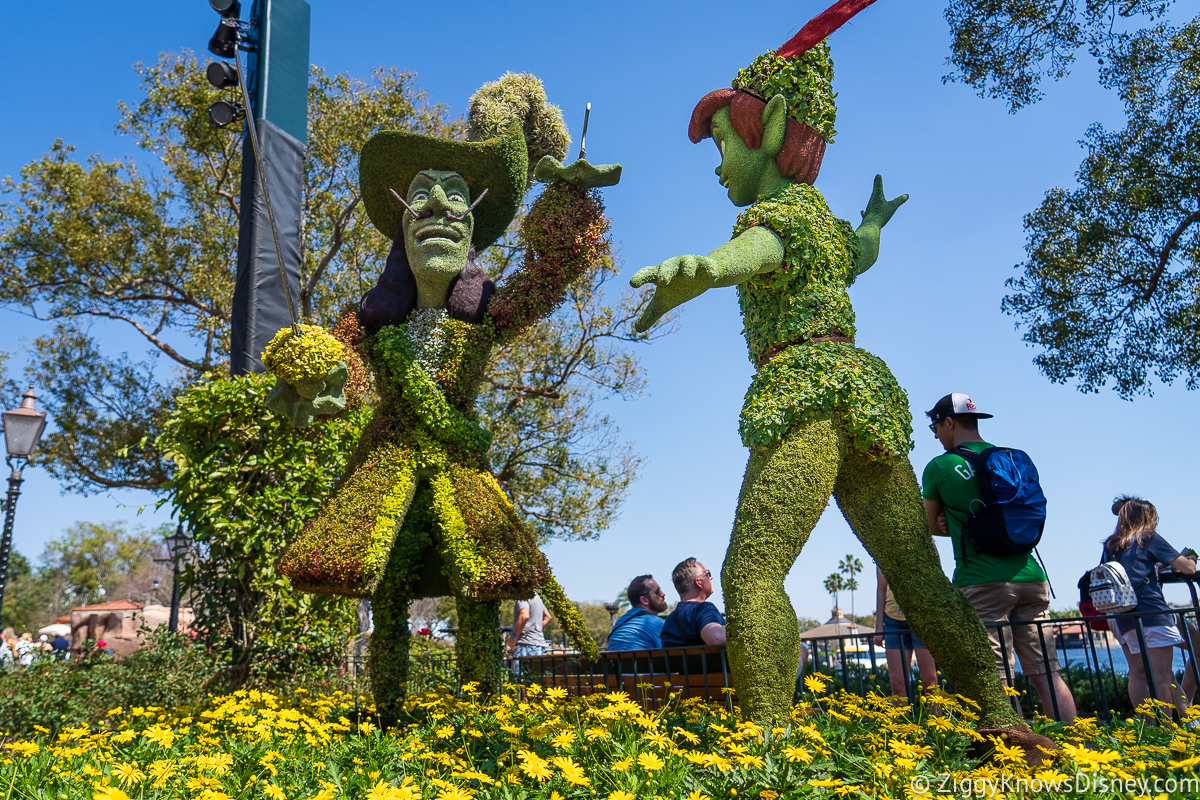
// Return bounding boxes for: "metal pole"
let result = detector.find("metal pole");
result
[0,464,25,624]
[168,557,182,633]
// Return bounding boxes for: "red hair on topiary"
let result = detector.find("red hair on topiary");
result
[688,89,827,185]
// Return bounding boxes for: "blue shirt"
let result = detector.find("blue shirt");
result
[605,609,664,651]
[661,601,725,648]
[1107,532,1182,635]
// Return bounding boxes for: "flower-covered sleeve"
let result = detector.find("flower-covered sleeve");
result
[486,182,610,343]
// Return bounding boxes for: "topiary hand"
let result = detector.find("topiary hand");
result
[629,254,721,332]
[858,174,908,231]
[265,363,348,428]
[854,174,908,275]
[534,156,622,188]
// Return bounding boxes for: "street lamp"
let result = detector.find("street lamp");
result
[0,387,47,624]
[154,523,193,632]
[604,602,620,629]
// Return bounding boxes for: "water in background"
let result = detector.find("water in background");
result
[1047,646,1191,675]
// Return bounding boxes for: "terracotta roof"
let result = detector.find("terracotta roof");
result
[71,600,145,612]
[53,615,70,624]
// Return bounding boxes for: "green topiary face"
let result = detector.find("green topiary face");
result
[733,42,837,142]
[402,170,475,294]
[710,107,787,207]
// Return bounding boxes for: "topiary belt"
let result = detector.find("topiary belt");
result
[759,333,854,367]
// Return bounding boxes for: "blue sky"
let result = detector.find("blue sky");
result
[2,1,1198,622]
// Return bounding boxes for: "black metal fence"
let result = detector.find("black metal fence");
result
[345,585,1200,724]
[801,605,1200,721]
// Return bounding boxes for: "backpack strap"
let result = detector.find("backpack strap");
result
[1033,547,1055,599]
[608,608,649,638]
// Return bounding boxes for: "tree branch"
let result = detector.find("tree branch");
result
[79,310,207,371]
[302,196,360,320]
[1142,208,1200,301]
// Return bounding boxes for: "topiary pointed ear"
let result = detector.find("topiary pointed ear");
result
[761,94,788,158]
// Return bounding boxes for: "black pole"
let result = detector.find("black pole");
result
[168,557,182,633]
[0,463,25,624]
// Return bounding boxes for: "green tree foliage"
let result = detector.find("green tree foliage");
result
[1002,20,1200,395]
[478,246,666,542]
[946,4,1200,396]
[0,50,662,542]
[0,521,172,633]
[944,1,1177,111]
[157,373,369,685]
[0,552,47,634]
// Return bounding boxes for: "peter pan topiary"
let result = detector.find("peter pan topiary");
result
[629,0,1052,764]
[265,72,618,719]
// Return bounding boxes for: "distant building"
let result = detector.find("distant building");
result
[69,600,194,657]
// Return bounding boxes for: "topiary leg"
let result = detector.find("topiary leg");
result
[368,562,413,722]
[368,486,436,721]
[832,452,1025,730]
[455,596,504,695]
[724,415,841,728]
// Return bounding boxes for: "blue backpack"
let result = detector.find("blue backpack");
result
[951,446,1047,557]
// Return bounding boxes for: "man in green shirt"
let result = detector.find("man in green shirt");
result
[921,393,1076,723]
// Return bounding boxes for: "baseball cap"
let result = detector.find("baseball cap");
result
[925,393,993,421]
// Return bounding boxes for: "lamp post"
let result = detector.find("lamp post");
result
[154,524,193,632]
[604,602,620,629]
[0,387,47,625]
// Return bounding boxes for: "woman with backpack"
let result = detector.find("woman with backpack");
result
[1104,496,1197,720]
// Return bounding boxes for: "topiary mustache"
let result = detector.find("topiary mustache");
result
[358,221,496,333]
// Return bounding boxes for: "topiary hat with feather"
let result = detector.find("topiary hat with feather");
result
[689,0,882,183]
[360,73,569,252]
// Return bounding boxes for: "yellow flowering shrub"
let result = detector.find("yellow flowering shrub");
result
[1,685,1198,799]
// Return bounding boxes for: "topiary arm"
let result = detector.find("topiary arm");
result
[488,158,617,343]
[630,225,785,333]
[535,569,601,662]
[853,174,908,277]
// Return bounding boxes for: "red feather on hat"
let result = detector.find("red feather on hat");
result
[777,0,880,59]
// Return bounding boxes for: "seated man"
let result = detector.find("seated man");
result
[661,558,726,647]
[606,575,668,651]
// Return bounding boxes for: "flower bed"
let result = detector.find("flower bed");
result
[2,675,1198,799]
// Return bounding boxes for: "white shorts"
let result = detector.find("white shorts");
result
[1122,625,1184,654]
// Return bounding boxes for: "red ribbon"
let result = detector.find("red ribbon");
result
[778,0,880,58]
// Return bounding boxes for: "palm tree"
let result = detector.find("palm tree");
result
[838,554,864,620]
[823,573,846,612]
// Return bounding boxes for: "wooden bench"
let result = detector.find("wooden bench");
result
[517,646,735,709]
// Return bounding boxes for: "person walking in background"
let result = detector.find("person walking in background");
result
[922,393,1076,723]
[606,575,668,651]
[1104,496,1197,721]
[0,629,15,669]
[662,558,726,647]
[508,593,551,659]
[15,632,36,666]
[874,566,938,698]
